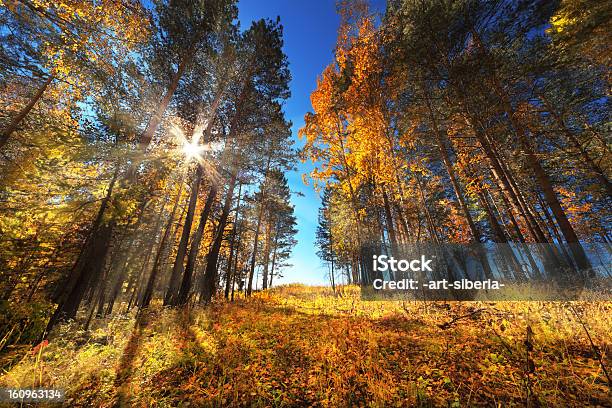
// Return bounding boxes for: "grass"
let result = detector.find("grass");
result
[1,285,610,407]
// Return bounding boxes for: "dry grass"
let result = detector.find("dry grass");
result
[1,285,610,407]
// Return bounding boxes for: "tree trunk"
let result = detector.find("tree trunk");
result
[247,199,264,295]
[381,188,399,257]
[95,272,109,318]
[477,191,528,280]
[224,183,242,298]
[424,89,483,244]
[176,184,218,305]
[392,188,411,243]
[247,155,272,295]
[46,168,119,330]
[269,229,280,288]
[537,194,575,268]
[132,201,167,307]
[224,230,236,298]
[138,48,194,151]
[491,139,549,243]
[104,200,150,315]
[507,105,591,271]
[141,178,185,308]
[230,224,242,302]
[328,220,334,291]
[200,171,238,303]
[261,220,273,290]
[51,222,114,325]
[0,75,53,149]
[165,165,203,305]
[415,175,440,243]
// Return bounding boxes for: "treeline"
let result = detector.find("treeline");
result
[0,0,297,344]
[307,0,610,285]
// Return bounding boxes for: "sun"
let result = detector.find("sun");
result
[182,140,205,161]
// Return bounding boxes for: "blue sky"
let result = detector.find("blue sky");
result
[238,0,339,286]
[238,0,384,286]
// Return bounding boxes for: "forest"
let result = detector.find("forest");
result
[0,0,610,406]
[307,0,610,291]
[0,0,298,337]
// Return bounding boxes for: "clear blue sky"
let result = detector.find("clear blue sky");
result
[238,0,384,286]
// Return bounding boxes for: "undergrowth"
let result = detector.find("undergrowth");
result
[1,285,610,407]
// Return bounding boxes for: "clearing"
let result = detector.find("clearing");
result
[1,285,610,407]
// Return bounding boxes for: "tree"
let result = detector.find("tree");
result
[316,186,336,289]
[0,0,149,149]
[46,0,237,326]
[306,0,609,284]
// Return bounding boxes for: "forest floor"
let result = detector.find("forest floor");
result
[1,285,610,407]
